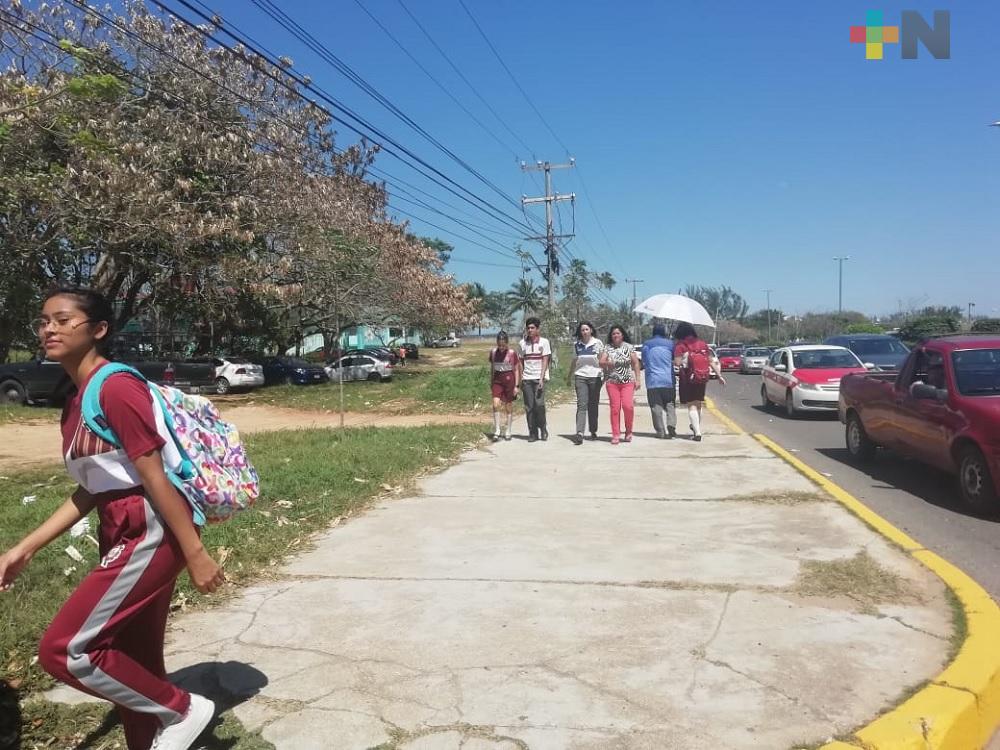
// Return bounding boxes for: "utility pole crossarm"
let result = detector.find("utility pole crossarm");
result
[521,159,577,308]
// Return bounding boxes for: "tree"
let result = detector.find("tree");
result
[483,291,514,333]
[507,279,543,320]
[844,322,884,334]
[898,315,960,344]
[465,282,487,336]
[414,236,453,264]
[972,318,1000,333]
[684,285,749,323]
[560,259,616,324]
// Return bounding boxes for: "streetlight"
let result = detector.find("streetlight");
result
[833,256,850,314]
[763,289,773,343]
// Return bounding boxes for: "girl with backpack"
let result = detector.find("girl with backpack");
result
[673,322,725,441]
[599,325,642,445]
[0,288,221,750]
[488,331,520,441]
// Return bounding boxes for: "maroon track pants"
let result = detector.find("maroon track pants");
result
[39,495,191,750]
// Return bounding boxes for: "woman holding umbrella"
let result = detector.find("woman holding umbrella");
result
[673,322,725,441]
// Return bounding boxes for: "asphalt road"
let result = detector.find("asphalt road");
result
[708,372,1000,602]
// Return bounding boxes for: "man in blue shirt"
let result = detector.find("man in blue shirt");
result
[640,323,677,438]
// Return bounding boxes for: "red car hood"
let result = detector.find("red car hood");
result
[720,356,741,364]
[794,367,865,385]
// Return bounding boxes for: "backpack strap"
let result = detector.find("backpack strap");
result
[80,363,149,447]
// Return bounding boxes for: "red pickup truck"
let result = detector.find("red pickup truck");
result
[839,335,1000,513]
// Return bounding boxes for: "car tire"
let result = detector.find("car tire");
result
[760,384,771,410]
[368,372,380,382]
[845,413,876,463]
[959,445,999,515]
[0,379,26,405]
[784,390,798,419]
[215,377,231,395]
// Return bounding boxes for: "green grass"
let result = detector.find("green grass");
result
[0,403,59,425]
[0,423,485,700]
[251,344,574,415]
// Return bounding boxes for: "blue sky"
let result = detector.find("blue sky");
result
[203,1,1000,318]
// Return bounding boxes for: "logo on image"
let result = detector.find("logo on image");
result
[850,10,950,60]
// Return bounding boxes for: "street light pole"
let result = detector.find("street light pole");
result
[763,289,773,343]
[968,301,976,324]
[833,256,850,314]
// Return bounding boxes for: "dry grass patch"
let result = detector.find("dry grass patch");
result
[723,490,830,505]
[797,551,915,613]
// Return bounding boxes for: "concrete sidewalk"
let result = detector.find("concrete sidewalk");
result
[55,397,954,748]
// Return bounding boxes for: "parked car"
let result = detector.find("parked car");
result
[722,342,746,351]
[825,334,910,372]
[325,354,394,382]
[344,347,399,364]
[839,335,1000,512]
[716,348,744,371]
[391,342,419,360]
[0,354,216,405]
[189,356,265,394]
[428,336,461,348]
[255,356,329,386]
[708,347,721,380]
[761,345,868,417]
[740,347,772,374]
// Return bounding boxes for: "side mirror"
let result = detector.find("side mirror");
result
[774,363,787,372]
[864,362,877,370]
[910,382,945,402]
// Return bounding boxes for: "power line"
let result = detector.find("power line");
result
[161,0,537,235]
[387,204,519,260]
[457,0,570,154]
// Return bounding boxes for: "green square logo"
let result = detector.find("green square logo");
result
[867,25,883,43]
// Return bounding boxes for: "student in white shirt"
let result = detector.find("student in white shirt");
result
[518,317,551,442]
[567,321,603,445]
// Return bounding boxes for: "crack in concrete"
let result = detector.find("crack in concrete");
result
[882,614,948,642]
[687,591,732,699]
[702,656,832,723]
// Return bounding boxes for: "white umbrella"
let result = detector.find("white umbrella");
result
[633,294,716,328]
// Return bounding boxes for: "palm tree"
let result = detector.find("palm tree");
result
[507,279,542,322]
[465,282,488,336]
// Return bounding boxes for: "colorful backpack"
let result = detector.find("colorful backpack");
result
[686,342,712,384]
[81,363,259,524]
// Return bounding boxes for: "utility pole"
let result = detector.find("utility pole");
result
[968,301,976,323]
[626,278,644,339]
[834,256,850,314]
[763,289,774,343]
[522,159,576,307]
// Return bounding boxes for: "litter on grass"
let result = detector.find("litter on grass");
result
[21,495,37,505]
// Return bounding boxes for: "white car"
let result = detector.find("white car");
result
[740,347,772,374]
[325,354,394,382]
[760,345,868,417]
[428,337,461,348]
[208,357,265,394]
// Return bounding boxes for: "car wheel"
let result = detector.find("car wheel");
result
[845,413,876,463]
[0,379,26,405]
[215,377,231,395]
[959,446,999,515]
[760,384,771,410]
[784,390,798,419]
[367,372,380,382]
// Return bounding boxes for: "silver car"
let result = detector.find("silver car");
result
[740,347,772,374]
[325,354,394,383]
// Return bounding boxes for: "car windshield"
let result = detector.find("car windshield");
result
[951,349,1000,396]
[792,349,861,369]
[745,348,770,357]
[717,349,740,357]
[850,338,908,356]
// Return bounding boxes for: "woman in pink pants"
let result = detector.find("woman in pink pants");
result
[600,325,642,444]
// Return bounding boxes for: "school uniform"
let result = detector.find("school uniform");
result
[39,364,196,750]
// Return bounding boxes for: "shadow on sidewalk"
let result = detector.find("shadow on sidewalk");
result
[69,662,268,750]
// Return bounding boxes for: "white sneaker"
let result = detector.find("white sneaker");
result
[151,694,215,750]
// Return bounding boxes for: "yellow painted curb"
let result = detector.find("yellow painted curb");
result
[704,396,744,435]
[744,429,1000,750]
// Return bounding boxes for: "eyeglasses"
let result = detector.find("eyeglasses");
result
[30,317,93,335]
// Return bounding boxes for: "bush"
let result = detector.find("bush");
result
[844,322,884,334]
[971,318,1000,334]
[897,315,959,344]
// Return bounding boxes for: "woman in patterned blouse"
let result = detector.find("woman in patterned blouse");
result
[599,325,642,444]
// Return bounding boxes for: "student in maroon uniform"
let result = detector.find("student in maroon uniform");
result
[673,322,725,441]
[0,288,223,750]
[488,331,520,441]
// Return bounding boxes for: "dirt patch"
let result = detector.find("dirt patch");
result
[797,551,916,613]
[0,405,486,471]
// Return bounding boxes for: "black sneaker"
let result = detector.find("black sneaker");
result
[572,434,584,445]
[589,432,598,441]
[528,434,538,443]
[667,426,677,438]
[693,435,703,442]
[541,429,549,441]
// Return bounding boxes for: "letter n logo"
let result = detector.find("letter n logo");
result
[901,10,950,59]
